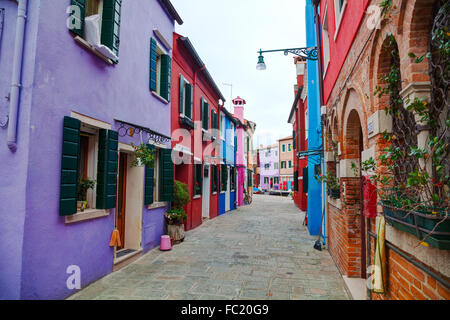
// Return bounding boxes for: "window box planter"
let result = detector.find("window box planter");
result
[327,187,340,199]
[381,201,450,250]
[179,116,195,129]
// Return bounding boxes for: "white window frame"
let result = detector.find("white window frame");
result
[220,115,225,140]
[334,0,347,40]
[322,6,331,77]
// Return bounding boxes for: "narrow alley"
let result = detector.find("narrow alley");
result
[69,195,349,300]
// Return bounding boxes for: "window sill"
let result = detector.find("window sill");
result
[147,202,168,210]
[193,195,201,200]
[73,36,116,65]
[151,91,169,104]
[220,191,226,194]
[65,209,110,224]
[212,192,217,195]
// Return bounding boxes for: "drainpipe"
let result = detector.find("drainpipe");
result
[7,0,28,151]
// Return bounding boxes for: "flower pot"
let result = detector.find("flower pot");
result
[168,224,185,245]
[328,187,340,199]
[382,201,450,250]
[77,200,87,212]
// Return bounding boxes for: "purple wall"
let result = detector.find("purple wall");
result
[259,146,279,190]
[1,0,175,299]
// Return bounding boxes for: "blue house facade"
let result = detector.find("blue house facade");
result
[219,107,237,215]
[305,0,324,237]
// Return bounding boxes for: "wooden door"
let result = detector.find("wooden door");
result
[116,152,127,249]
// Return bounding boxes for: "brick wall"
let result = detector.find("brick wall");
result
[323,0,450,299]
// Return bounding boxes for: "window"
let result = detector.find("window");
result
[334,0,347,38]
[150,38,171,102]
[274,163,279,170]
[274,177,279,184]
[322,7,331,75]
[201,98,209,130]
[230,123,235,145]
[247,169,252,187]
[275,150,278,156]
[288,161,292,168]
[220,115,225,139]
[230,166,236,191]
[194,163,202,196]
[69,0,121,60]
[179,75,193,119]
[211,109,218,136]
[282,144,286,152]
[281,161,286,169]
[288,144,292,151]
[220,164,228,192]
[264,163,270,170]
[77,126,99,211]
[59,116,118,216]
[264,177,269,184]
[212,165,218,193]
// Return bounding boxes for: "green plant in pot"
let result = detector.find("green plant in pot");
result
[315,172,340,198]
[77,179,96,212]
[165,180,191,244]
[129,143,155,168]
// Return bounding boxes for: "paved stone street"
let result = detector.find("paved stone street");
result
[69,195,350,300]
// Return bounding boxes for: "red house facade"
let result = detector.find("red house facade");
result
[171,33,225,231]
[289,57,308,212]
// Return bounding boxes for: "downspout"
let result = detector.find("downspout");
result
[312,0,327,246]
[7,0,28,151]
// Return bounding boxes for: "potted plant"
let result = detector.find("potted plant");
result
[315,172,340,199]
[77,179,96,212]
[165,180,191,244]
[129,143,154,167]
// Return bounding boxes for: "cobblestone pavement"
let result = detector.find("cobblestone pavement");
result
[69,194,350,300]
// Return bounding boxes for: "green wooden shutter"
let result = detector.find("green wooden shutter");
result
[201,98,209,130]
[144,145,155,205]
[101,0,122,56]
[70,0,86,38]
[179,75,185,113]
[59,116,81,216]
[302,167,308,193]
[96,129,119,209]
[294,170,299,191]
[150,38,157,91]
[160,54,171,101]
[159,149,174,202]
[293,130,296,150]
[185,83,193,119]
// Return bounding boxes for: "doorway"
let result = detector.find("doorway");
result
[116,152,127,250]
[114,148,144,263]
[202,164,210,219]
[225,166,230,212]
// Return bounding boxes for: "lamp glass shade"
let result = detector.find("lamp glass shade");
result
[256,55,266,70]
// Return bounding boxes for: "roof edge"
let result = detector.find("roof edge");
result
[158,0,183,25]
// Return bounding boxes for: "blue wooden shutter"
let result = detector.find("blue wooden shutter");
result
[70,0,86,38]
[150,38,157,91]
[101,0,121,56]
[159,149,174,202]
[144,144,155,205]
[59,116,81,216]
[160,54,171,101]
[96,129,119,209]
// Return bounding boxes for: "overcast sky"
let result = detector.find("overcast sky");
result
[171,0,307,147]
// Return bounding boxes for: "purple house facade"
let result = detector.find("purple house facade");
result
[259,144,280,191]
[0,0,182,299]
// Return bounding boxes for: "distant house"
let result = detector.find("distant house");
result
[259,144,280,192]
[170,32,225,230]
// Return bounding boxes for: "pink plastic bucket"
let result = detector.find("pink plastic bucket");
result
[160,235,172,251]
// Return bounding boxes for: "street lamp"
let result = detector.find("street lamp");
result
[256,50,266,70]
[256,46,318,70]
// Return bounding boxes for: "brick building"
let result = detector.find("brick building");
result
[317,0,449,300]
